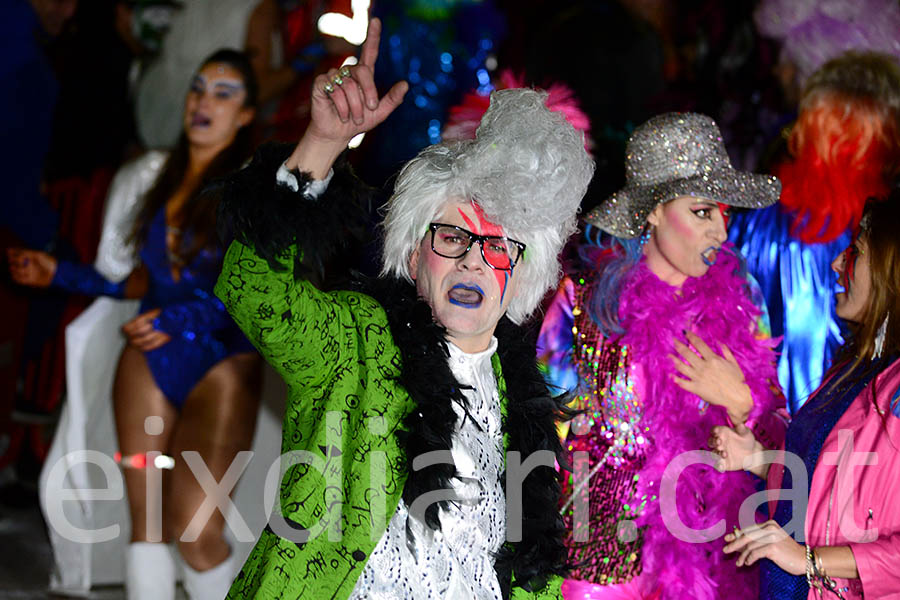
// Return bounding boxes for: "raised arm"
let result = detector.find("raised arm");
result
[215,18,405,387]
[284,17,407,179]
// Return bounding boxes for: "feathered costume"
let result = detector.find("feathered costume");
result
[539,248,787,600]
[729,112,895,413]
[442,69,592,151]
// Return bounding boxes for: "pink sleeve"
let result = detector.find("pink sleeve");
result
[744,402,790,450]
[849,531,900,598]
[848,364,900,596]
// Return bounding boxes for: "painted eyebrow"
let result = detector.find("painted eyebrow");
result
[211,80,244,90]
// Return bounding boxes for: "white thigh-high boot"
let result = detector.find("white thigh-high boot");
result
[126,542,176,600]
[181,552,237,600]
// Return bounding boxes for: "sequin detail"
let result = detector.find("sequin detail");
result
[570,283,647,467]
[50,151,253,408]
[584,113,781,238]
[561,280,648,585]
[349,340,505,600]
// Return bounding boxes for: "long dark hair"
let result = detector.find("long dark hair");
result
[823,193,900,399]
[129,49,259,266]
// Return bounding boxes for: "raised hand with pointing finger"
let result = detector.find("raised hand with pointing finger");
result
[284,18,408,180]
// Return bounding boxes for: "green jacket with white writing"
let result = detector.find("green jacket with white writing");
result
[214,143,570,600]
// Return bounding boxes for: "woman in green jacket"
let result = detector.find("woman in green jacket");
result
[214,17,594,600]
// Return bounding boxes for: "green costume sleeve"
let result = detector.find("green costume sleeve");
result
[213,146,411,600]
[215,241,342,390]
[212,142,375,391]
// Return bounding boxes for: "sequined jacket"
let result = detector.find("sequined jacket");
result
[214,143,571,600]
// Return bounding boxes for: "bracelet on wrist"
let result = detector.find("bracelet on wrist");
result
[805,544,817,591]
[807,546,846,599]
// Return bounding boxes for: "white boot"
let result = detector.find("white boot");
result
[126,542,176,600]
[181,552,237,600]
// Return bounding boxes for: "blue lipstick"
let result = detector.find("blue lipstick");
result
[701,246,719,266]
[448,283,485,309]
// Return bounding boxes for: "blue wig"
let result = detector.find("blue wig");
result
[581,222,752,339]
[579,224,645,337]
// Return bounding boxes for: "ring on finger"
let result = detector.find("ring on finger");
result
[333,75,344,86]
[339,66,352,78]
[323,82,335,93]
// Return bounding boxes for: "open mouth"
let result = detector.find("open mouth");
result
[190,113,211,127]
[448,284,484,309]
[701,246,719,266]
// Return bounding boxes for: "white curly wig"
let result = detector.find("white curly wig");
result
[381,88,594,324]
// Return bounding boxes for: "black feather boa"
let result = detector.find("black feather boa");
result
[217,143,571,597]
[360,278,573,597]
[214,141,371,281]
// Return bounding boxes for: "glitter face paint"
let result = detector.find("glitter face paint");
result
[717,202,731,228]
[183,62,251,152]
[457,203,512,302]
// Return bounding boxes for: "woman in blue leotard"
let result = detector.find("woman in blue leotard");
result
[8,50,261,600]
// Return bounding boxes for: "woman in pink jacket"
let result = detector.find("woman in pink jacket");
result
[715,194,900,599]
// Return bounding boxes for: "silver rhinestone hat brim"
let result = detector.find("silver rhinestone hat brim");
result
[583,112,781,239]
[584,169,781,238]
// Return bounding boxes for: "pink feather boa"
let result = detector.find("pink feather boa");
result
[613,249,780,600]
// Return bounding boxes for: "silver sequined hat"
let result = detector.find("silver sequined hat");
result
[584,112,781,238]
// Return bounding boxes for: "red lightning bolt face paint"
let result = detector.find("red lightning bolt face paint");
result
[716,202,731,229]
[409,201,518,353]
[457,203,512,303]
[458,203,505,236]
[831,236,872,324]
[838,243,858,291]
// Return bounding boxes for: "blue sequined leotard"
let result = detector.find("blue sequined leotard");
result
[52,208,254,407]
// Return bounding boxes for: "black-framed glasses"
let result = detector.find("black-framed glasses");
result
[428,223,526,271]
